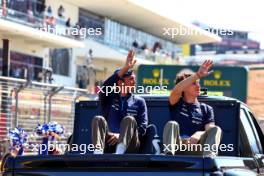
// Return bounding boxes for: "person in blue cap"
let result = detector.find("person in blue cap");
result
[91,50,150,154]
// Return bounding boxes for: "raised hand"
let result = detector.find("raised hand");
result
[197,60,213,78]
[125,50,137,69]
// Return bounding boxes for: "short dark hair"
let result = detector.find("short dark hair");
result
[174,73,194,97]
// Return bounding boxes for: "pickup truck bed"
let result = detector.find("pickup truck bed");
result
[73,95,240,156]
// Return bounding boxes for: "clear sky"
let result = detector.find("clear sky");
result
[130,0,263,48]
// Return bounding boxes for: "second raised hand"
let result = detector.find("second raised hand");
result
[125,50,137,69]
[197,60,213,78]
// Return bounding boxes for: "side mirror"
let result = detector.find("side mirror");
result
[255,154,264,169]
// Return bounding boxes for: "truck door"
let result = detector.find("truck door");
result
[245,109,264,175]
[240,107,264,175]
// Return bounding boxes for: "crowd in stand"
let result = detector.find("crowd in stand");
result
[1,0,181,64]
[41,4,82,38]
[1,0,45,22]
[44,4,70,27]
[1,0,80,36]
[131,40,179,63]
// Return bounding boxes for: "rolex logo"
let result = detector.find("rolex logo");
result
[152,69,160,78]
[214,71,221,79]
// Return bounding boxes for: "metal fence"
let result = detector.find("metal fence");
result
[0,76,95,157]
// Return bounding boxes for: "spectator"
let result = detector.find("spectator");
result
[152,42,162,53]
[44,6,52,27]
[49,16,56,27]
[27,4,34,23]
[140,43,151,56]
[44,15,56,29]
[46,5,52,18]
[171,51,176,60]
[2,0,7,17]
[140,43,147,50]
[65,17,71,35]
[73,22,81,38]
[66,17,71,27]
[57,5,65,18]
[132,41,139,49]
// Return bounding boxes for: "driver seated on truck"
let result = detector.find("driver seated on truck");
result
[163,60,222,156]
[91,50,155,154]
